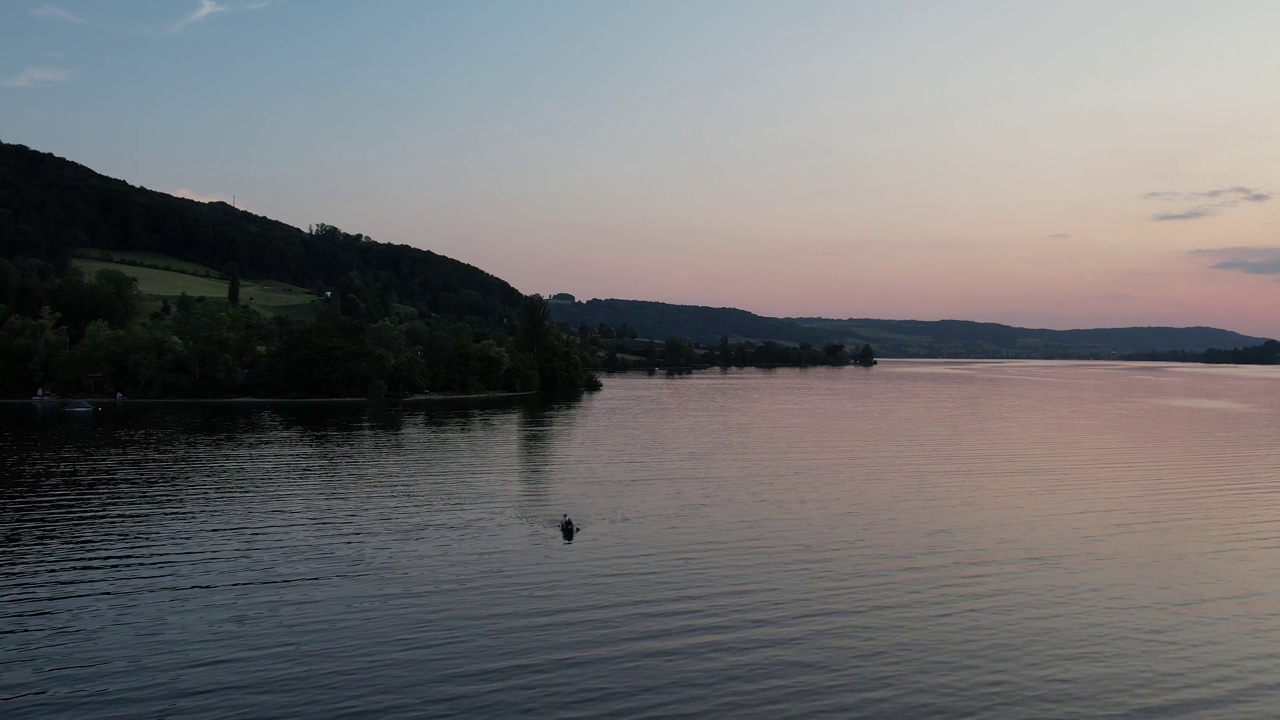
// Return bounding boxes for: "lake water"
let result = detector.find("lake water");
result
[4,361,1280,718]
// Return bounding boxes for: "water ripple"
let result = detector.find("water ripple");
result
[3,363,1280,718]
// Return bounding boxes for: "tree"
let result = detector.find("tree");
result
[0,309,68,395]
[0,258,18,307]
[226,263,241,306]
[823,342,849,364]
[90,269,139,329]
[855,343,876,366]
[664,336,697,368]
[516,295,553,359]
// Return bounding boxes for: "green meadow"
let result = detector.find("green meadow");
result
[76,249,224,277]
[71,256,316,315]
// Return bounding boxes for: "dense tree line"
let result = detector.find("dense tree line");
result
[1202,340,1280,364]
[569,323,875,370]
[697,338,875,368]
[0,258,598,398]
[1127,339,1280,365]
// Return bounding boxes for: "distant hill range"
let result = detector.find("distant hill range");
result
[548,296,1270,359]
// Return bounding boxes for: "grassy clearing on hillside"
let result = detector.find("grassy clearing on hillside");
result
[71,258,315,314]
[239,280,316,307]
[74,258,230,296]
[76,249,222,277]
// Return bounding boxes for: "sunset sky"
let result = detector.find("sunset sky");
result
[4,1,1280,337]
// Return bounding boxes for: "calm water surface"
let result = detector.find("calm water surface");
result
[4,361,1280,718]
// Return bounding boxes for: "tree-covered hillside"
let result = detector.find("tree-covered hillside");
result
[0,143,600,398]
[548,296,1270,359]
[548,297,845,346]
[793,318,1268,357]
[0,142,521,327]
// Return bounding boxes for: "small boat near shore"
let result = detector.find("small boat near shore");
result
[61,400,97,413]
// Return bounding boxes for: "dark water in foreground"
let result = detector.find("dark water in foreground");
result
[4,361,1280,718]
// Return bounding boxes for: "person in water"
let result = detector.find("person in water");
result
[560,514,575,533]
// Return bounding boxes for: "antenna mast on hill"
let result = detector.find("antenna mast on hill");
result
[232,194,236,209]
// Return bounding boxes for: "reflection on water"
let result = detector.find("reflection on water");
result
[4,362,1280,718]
[1155,397,1257,411]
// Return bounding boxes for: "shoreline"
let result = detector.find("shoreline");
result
[3,391,540,405]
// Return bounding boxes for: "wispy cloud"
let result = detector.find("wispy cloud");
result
[1144,186,1270,203]
[1193,186,1258,199]
[1142,186,1272,221]
[2,66,72,88]
[29,4,86,23]
[170,0,228,32]
[1154,208,1216,222]
[1047,233,1071,240]
[1192,247,1280,275]
[245,1,270,9]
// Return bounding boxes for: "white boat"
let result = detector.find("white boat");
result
[62,400,97,412]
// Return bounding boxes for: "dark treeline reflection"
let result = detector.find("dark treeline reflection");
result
[0,395,586,486]
[516,394,580,491]
[0,395,586,557]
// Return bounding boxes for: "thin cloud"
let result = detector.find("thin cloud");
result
[2,66,72,88]
[29,5,85,23]
[1143,186,1272,222]
[170,0,228,32]
[245,1,270,9]
[1153,208,1216,222]
[1048,233,1071,240]
[1193,185,1255,199]
[1146,186,1271,203]
[1192,247,1280,275]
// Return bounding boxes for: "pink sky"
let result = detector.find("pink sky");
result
[7,1,1279,337]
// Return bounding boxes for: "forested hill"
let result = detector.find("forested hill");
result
[0,142,601,399]
[549,297,1269,359]
[0,142,522,326]
[791,318,1268,357]
[549,298,836,347]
